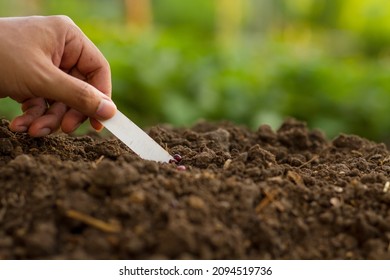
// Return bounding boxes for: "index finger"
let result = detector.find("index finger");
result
[60,24,112,96]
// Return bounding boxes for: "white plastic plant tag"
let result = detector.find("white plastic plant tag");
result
[100,110,173,163]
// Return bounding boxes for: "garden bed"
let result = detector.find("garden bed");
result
[0,118,389,259]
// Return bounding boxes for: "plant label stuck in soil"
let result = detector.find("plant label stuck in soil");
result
[100,110,173,163]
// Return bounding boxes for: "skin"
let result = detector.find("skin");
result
[0,15,117,137]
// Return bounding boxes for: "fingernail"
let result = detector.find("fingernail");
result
[34,128,51,137]
[95,126,104,132]
[96,99,116,120]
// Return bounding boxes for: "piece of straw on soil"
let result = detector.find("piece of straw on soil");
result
[65,209,121,233]
[255,189,279,213]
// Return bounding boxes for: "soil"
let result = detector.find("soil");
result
[0,117,390,260]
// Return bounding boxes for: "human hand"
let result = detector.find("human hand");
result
[0,15,117,137]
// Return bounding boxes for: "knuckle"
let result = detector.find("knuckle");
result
[47,15,76,32]
[75,84,98,115]
[53,15,74,25]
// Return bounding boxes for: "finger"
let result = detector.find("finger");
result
[90,118,103,131]
[65,67,103,132]
[68,66,86,81]
[61,25,111,95]
[39,66,116,120]
[9,97,47,132]
[61,108,87,134]
[61,110,103,134]
[28,102,68,137]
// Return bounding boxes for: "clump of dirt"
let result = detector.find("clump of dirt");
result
[1,117,390,260]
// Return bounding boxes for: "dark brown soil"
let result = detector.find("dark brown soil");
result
[0,117,390,260]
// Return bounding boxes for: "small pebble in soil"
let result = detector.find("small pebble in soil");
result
[188,195,206,210]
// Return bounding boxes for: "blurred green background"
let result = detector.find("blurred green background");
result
[2,0,390,142]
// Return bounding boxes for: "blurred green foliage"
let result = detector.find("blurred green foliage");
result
[2,0,390,142]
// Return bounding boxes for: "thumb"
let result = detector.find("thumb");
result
[41,67,117,120]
